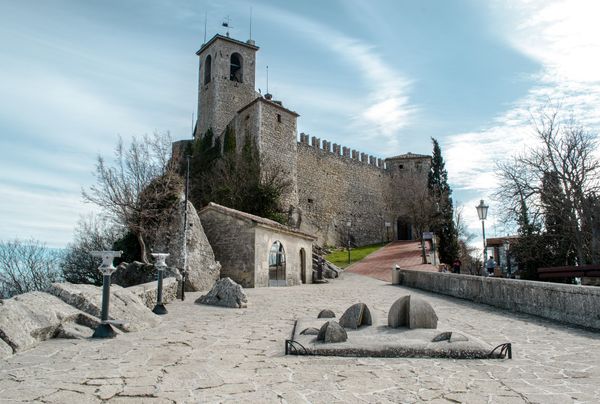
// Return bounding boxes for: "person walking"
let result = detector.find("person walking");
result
[452,258,461,274]
[485,255,496,276]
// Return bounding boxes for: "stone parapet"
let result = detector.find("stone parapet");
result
[298,136,385,170]
[399,270,600,330]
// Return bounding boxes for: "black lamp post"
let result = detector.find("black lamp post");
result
[91,250,123,338]
[504,240,512,278]
[476,200,489,276]
[151,253,170,315]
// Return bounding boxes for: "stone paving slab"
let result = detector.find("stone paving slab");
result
[1,272,600,403]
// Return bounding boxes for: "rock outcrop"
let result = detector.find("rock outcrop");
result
[46,282,161,332]
[388,295,438,329]
[339,303,372,329]
[196,277,247,308]
[128,277,179,309]
[152,199,221,291]
[0,291,99,357]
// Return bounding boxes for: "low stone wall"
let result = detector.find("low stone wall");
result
[128,277,179,309]
[399,270,600,330]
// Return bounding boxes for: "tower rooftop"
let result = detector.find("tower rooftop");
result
[197,34,259,55]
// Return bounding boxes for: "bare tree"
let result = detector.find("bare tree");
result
[83,132,183,263]
[399,173,437,263]
[0,239,62,298]
[496,105,600,268]
[454,204,480,274]
[62,214,123,285]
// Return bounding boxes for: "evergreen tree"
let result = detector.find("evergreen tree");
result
[427,138,459,264]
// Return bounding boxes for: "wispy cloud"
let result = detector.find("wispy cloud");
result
[254,4,416,150]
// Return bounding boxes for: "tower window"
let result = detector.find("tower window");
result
[277,114,281,123]
[230,53,243,83]
[204,54,212,84]
[398,164,404,170]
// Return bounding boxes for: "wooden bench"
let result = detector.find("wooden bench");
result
[537,265,600,279]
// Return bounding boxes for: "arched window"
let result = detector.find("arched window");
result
[204,55,212,85]
[268,241,286,286]
[230,53,243,83]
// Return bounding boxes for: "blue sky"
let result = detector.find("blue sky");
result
[1,0,600,248]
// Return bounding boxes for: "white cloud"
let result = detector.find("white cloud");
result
[255,4,416,148]
[446,0,600,247]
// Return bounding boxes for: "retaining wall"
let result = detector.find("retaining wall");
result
[399,270,600,330]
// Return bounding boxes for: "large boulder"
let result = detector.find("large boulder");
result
[196,277,247,308]
[152,199,221,291]
[388,295,438,329]
[112,261,155,287]
[317,320,347,343]
[46,282,161,332]
[0,338,12,359]
[0,291,99,356]
[339,303,372,329]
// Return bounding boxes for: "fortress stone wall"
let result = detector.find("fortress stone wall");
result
[296,138,392,246]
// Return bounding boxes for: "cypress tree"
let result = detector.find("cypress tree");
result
[427,138,459,264]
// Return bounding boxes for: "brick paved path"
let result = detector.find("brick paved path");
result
[347,241,436,282]
[1,272,599,403]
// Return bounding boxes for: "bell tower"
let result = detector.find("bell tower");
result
[195,34,259,139]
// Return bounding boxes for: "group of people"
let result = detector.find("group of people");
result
[439,255,498,276]
[440,258,462,273]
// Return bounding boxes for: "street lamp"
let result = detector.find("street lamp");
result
[476,200,489,276]
[346,221,352,265]
[503,239,512,278]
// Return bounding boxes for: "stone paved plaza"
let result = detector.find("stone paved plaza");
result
[1,272,599,403]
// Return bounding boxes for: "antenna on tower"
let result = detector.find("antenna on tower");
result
[265,65,272,100]
[246,7,256,45]
[222,16,231,37]
[203,11,207,44]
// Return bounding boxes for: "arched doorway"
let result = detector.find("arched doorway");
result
[268,241,286,286]
[397,218,412,240]
[230,53,243,83]
[299,248,306,284]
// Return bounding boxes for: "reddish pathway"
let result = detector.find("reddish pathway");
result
[346,241,436,282]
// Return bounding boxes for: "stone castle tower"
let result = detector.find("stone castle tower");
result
[195,35,258,139]
[186,34,431,247]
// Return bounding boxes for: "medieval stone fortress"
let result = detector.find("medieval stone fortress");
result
[2,25,600,404]
[176,33,431,247]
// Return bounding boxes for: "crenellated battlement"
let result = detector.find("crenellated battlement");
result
[298,133,386,170]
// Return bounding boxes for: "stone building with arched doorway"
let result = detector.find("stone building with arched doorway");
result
[198,202,315,288]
